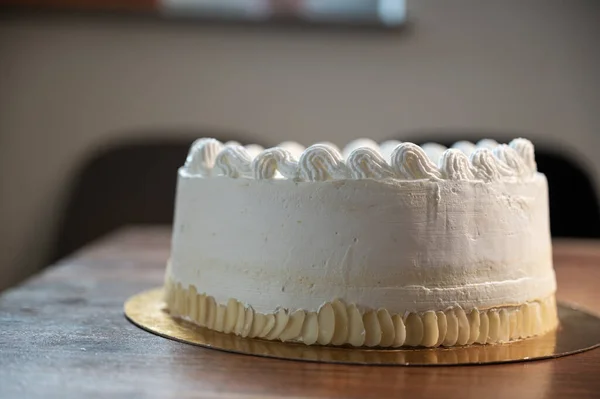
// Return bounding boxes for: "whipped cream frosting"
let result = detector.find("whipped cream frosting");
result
[166,137,557,345]
[183,138,537,182]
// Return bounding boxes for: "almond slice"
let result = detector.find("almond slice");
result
[435,311,447,347]
[516,306,524,338]
[443,309,458,346]
[476,311,489,344]
[317,303,335,345]
[347,305,366,347]
[249,312,266,338]
[301,312,319,345]
[205,296,217,330]
[392,314,406,347]
[377,309,395,347]
[522,303,532,337]
[197,294,207,327]
[466,309,480,344]
[404,313,424,346]
[421,311,439,347]
[241,306,254,337]
[214,304,227,332]
[498,309,509,342]
[258,314,276,338]
[455,308,470,345]
[233,301,245,336]
[179,284,188,317]
[508,310,518,340]
[173,283,184,316]
[224,299,238,334]
[530,302,542,335]
[266,308,290,340]
[279,310,305,342]
[331,299,349,346]
[487,310,500,343]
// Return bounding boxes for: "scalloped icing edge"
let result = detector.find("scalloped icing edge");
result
[182,137,538,182]
[164,275,558,348]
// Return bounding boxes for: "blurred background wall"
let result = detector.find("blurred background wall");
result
[1,0,599,290]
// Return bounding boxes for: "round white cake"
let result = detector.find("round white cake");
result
[164,137,557,347]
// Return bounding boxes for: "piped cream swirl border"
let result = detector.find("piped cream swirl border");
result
[182,137,538,182]
[164,276,558,348]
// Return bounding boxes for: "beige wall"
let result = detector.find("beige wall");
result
[1,0,599,290]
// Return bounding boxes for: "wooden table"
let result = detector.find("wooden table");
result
[1,227,600,399]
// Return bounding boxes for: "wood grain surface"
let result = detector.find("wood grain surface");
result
[1,226,600,399]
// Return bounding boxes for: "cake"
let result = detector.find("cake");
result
[163,137,558,347]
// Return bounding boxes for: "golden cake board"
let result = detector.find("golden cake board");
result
[125,288,600,366]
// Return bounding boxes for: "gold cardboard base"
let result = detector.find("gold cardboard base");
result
[125,288,600,366]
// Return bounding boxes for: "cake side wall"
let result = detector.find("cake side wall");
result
[169,173,555,314]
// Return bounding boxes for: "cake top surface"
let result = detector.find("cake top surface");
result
[182,137,537,183]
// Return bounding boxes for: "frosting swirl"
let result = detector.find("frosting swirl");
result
[470,148,502,182]
[214,146,253,178]
[252,148,299,180]
[493,145,527,178]
[184,138,224,176]
[391,143,442,180]
[299,144,349,181]
[346,148,396,180]
[439,149,475,181]
[510,138,537,177]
